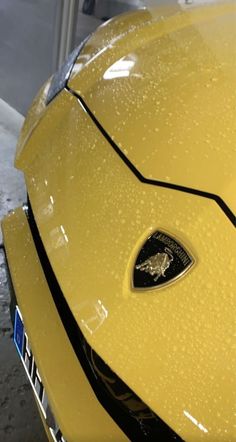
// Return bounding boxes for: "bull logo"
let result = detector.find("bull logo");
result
[135,247,173,281]
[133,230,195,289]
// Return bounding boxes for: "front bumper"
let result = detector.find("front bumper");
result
[1,206,127,442]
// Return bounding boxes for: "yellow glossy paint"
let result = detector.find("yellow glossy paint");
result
[69,1,236,214]
[2,208,128,442]
[12,88,236,441]
[4,2,236,441]
[15,78,51,165]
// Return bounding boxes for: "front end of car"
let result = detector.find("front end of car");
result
[2,84,185,441]
[2,2,236,441]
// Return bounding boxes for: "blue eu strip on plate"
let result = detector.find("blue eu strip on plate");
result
[14,307,24,356]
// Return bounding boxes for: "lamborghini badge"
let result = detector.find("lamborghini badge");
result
[133,230,194,290]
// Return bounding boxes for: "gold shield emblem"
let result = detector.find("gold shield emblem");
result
[133,230,195,290]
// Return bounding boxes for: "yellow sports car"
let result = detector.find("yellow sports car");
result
[2,2,235,441]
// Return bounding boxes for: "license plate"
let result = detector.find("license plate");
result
[14,306,66,442]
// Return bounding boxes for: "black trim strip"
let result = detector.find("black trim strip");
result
[26,201,183,441]
[66,86,235,227]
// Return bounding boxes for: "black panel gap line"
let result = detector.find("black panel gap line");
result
[65,85,236,227]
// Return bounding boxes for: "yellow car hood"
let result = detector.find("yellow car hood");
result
[69,2,236,216]
[16,86,236,441]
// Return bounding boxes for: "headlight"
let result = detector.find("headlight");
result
[46,36,89,105]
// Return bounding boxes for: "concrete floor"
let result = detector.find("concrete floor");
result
[0,100,47,442]
[0,99,25,243]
